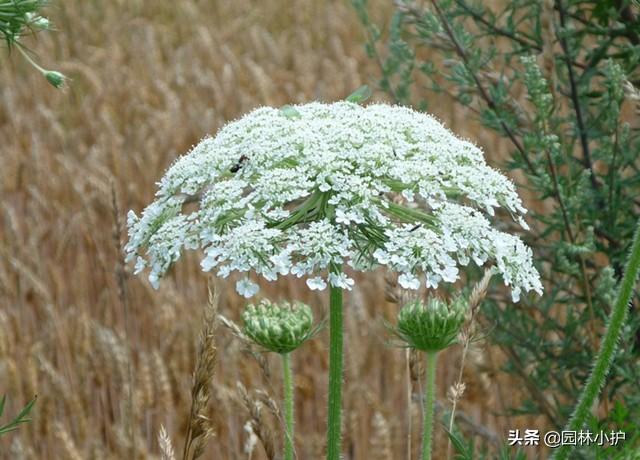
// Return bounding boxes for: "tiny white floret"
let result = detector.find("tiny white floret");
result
[236,278,259,298]
[306,276,328,291]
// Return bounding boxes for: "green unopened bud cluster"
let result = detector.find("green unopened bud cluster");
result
[242,300,314,354]
[396,297,467,352]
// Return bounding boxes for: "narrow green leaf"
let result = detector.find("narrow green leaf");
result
[345,85,372,103]
[445,428,474,460]
[0,396,37,437]
[14,396,37,421]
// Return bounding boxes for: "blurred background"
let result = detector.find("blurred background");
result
[1,0,620,458]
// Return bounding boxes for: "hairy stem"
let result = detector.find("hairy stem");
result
[422,351,438,460]
[327,268,344,460]
[282,352,295,460]
[406,349,413,460]
[552,218,640,460]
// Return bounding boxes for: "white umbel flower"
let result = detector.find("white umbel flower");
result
[125,102,542,300]
[236,278,259,298]
[306,276,328,291]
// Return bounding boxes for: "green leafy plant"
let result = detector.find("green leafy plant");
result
[354,0,640,456]
[554,218,640,459]
[0,0,66,87]
[446,429,529,460]
[0,395,37,436]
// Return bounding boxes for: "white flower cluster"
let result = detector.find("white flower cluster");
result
[125,102,542,301]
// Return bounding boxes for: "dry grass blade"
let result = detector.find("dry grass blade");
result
[254,389,282,421]
[624,80,640,116]
[446,268,494,460]
[237,382,277,460]
[110,182,136,458]
[159,425,177,460]
[468,268,495,315]
[217,314,249,343]
[182,281,219,460]
[371,411,393,460]
[218,313,272,380]
[55,423,83,460]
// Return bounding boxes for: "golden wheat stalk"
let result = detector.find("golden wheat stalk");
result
[110,183,137,458]
[237,381,277,460]
[446,268,494,460]
[182,281,219,460]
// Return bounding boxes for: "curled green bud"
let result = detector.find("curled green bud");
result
[395,297,467,352]
[44,70,67,89]
[26,13,50,30]
[242,299,315,354]
[279,105,301,119]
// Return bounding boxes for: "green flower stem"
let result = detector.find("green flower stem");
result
[273,190,324,230]
[327,267,344,460]
[14,42,66,88]
[422,351,438,460]
[15,43,46,73]
[553,218,640,460]
[282,352,295,460]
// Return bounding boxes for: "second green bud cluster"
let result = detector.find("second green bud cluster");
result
[394,297,469,460]
[241,298,317,460]
[396,297,467,352]
[242,299,315,354]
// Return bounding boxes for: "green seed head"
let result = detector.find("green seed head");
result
[44,71,67,89]
[242,299,314,354]
[396,297,467,352]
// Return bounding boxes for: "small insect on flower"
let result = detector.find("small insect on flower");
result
[230,154,249,173]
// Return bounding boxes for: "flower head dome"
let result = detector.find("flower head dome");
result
[242,300,315,354]
[125,102,542,301]
[396,297,467,352]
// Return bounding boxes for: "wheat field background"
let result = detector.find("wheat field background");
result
[0,1,540,458]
